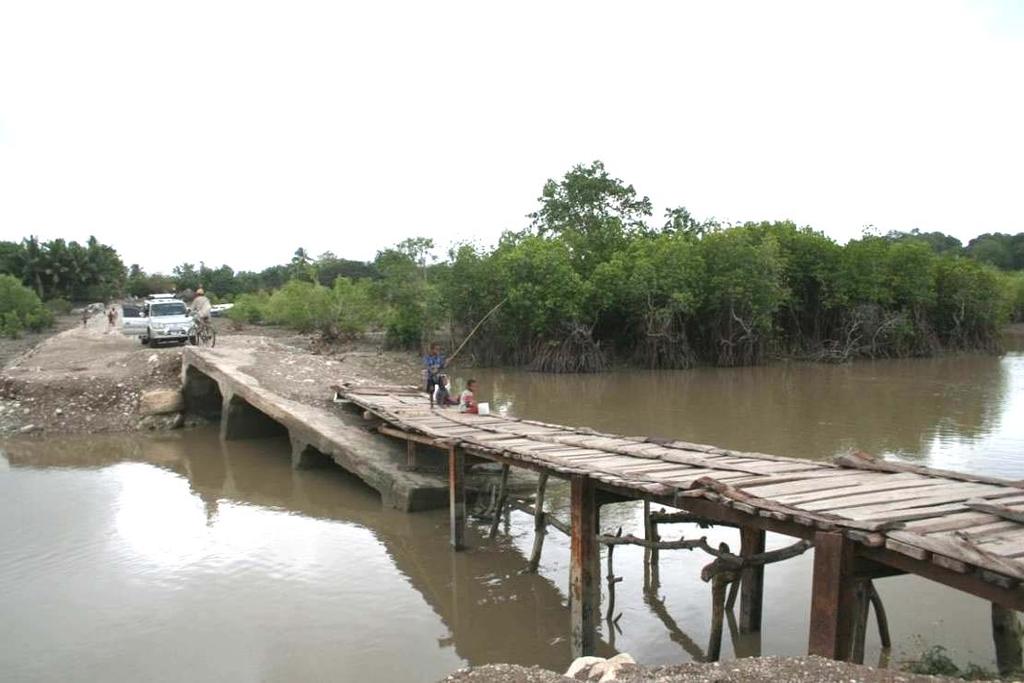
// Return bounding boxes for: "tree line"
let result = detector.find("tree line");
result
[226,162,1024,371]
[2,161,1023,361]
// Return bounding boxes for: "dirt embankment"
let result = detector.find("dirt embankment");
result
[0,314,423,436]
[0,313,184,434]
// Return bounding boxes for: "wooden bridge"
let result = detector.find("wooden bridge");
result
[342,384,1024,666]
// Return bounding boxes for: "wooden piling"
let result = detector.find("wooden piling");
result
[739,527,766,634]
[488,464,510,539]
[992,604,1023,676]
[851,580,870,665]
[605,528,623,621]
[868,582,891,650]
[406,440,416,468]
[808,531,858,661]
[645,502,661,590]
[707,573,730,662]
[527,472,549,573]
[448,445,465,551]
[570,475,598,658]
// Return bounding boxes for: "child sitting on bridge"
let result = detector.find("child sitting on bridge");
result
[432,373,458,408]
[458,379,479,414]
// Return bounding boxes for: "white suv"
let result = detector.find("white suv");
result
[141,296,195,347]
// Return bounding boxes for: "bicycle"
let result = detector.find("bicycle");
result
[191,316,217,348]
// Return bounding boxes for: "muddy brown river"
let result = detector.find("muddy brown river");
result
[3,344,1023,681]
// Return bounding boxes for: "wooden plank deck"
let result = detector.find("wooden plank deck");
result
[343,387,1024,588]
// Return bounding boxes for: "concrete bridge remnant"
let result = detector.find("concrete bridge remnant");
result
[181,346,461,511]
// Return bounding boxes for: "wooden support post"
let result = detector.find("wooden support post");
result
[570,475,598,658]
[406,440,416,468]
[605,528,623,622]
[868,582,891,650]
[448,445,465,551]
[725,577,741,611]
[739,527,766,634]
[488,464,510,539]
[645,502,661,591]
[707,573,731,662]
[851,580,870,665]
[808,531,858,661]
[527,472,549,573]
[992,604,1024,676]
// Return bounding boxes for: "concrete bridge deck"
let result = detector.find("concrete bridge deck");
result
[182,345,511,511]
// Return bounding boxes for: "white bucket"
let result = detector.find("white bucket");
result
[477,402,490,416]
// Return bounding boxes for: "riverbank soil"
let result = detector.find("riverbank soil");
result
[441,657,977,682]
[0,312,183,434]
[0,313,422,436]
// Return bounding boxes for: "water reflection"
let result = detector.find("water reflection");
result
[0,430,597,682]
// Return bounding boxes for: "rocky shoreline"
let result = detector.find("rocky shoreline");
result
[441,656,992,682]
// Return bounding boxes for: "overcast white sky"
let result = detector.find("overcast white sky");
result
[1,1,1022,274]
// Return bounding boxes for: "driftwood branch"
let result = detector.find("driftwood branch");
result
[597,533,705,551]
[697,537,812,570]
[510,499,570,536]
[650,509,726,528]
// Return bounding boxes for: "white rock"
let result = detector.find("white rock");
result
[19,424,36,433]
[598,653,636,682]
[139,389,185,416]
[566,657,605,679]
[54,408,63,415]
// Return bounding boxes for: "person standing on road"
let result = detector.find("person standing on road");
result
[106,307,116,332]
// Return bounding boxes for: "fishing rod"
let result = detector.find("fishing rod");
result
[446,296,508,366]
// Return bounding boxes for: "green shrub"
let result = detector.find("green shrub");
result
[254,278,381,340]
[228,292,270,324]
[44,297,72,315]
[933,257,1011,349]
[331,277,379,339]
[0,274,54,337]
[264,280,334,333]
[1003,271,1024,323]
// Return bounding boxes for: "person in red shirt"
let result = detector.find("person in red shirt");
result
[458,379,479,414]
